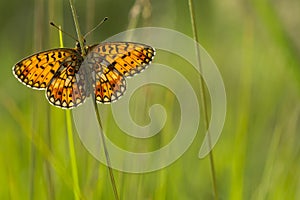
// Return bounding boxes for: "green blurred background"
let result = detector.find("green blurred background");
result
[1,0,300,199]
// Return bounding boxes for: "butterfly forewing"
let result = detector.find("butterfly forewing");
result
[13,49,81,89]
[89,42,155,77]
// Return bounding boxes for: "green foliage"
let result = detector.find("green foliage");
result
[1,0,300,199]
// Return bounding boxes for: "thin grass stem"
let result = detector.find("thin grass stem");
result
[29,125,36,200]
[30,0,45,198]
[66,109,81,200]
[45,105,55,200]
[92,101,120,200]
[69,0,85,55]
[57,27,82,200]
[187,0,218,199]
[45,2,56,199]
[2,96,84,200]
[68,0,119,199]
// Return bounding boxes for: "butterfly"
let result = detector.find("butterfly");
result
[12,41,155,109]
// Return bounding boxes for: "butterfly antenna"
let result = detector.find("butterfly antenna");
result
[84,17,108,39]
[50,22,79,42]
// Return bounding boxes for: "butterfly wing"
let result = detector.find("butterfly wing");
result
[87,42,155,103]
[46,61,87,109]
[94,61,126,103]
[13,48,87,108]
[13,48,82,89]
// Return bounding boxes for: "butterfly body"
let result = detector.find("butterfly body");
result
[13,42,155,109]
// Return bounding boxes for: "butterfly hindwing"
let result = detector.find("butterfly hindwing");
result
[94,64,126,103]
[46,61,87,108]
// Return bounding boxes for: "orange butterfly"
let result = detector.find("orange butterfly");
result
[13,42,155,109]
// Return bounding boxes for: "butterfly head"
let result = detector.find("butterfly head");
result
[75,39,88,55]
